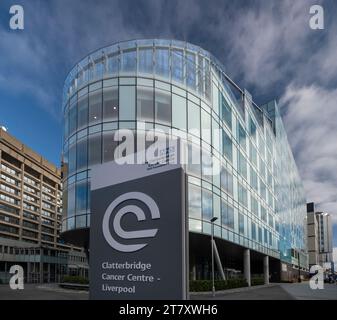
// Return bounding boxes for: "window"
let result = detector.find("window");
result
[220,166,233,195]
[251,195,259,216]
[250,168,258,192]
[261,206,267,222]
[88,133,101,166]
[69,104,77,135]
[68,144,76,174]
[103,87,118,121]
[260,180,266,200]
[77,95,88,129]
[249,116,257,141]
[121,50,136,73]
[172,94,186,130]
[76,181,87,214]
[239,213,245,234]
[222,130,232,162]
[89,90,102,124]
[268,214,274,228]
[155,89,171,126]
[238,151,247,179]
[137,86,154,122]
[155,48,169,78]
[188,101,200,136]
[188,184,201,219]
[119,86,136,121]
[103,131,118,163]
[251,221,257,240]
[202,189,213,221]
[172,49,184,83]
[220,93,232,129]
[258,227,262,243]
[250,142,257,167]
[76,138,87,171]
[138,48,153,74]
[67,184,75,217]
[186,52,196,89]
[238,122,246,150]
[201,109,211,144]
[221,200,234,229]
[264,228,268,244]
[238,183,248,207]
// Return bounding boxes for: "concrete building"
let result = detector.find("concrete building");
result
[0,127,88,282]
[61,39,308,285]
[306,202,333,270]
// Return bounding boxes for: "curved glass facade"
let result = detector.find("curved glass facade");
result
[62,39,307,267]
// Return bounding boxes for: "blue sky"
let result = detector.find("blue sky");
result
[0,0,337,249]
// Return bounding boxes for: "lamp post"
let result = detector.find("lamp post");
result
[210,216,218,297]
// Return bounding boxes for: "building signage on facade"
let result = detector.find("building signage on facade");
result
[89,151,188,300]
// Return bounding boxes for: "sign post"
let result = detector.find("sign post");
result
[89,159,188,300]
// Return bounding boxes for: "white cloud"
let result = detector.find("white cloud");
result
[280,85,337,227]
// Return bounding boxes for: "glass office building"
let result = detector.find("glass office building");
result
[61,39,308,281]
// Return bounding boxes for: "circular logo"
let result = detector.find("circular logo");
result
[102,192,160,252]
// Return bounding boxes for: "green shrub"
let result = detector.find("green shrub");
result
[61,275,89,284]
[189,279,248,292]
[251,277,264,286]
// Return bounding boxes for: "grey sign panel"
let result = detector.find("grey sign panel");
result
[89,162,188,300]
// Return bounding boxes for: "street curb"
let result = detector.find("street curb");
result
[190,283,279,296]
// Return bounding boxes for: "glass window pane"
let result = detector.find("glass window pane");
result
[221,93,232,129]
[188,184,201,219]
[155,89,171,126]
[202,189,213,221]
[67,184,75,217]
[172,49,183,83]
[121,49,136,73]
[239,213,245,234]
[75,181,87,214]
[155,48,169,78]
[201,109,211,144]
[188,101,200,136]
[238,122,246,150]
[222,130,232,162]
[137,86,154,122]
[76,138,87,171]
[119,86,135,121]
[138,48,153,74]
[68,144,76,174]
[89,90,102,125]
[103,131,118,163]
[103,87,118,121]
[69,104,77,135]
[221,200,234,229]
[77,95,88,130]
[107,54,119,75]
[187,142,201,177]
[172,94,186,130]
[186,52,196,90]
[88,133,101,166]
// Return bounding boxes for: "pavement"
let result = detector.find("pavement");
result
[191,281,337,300]
[0,281,336,300]
[0,283,88,300]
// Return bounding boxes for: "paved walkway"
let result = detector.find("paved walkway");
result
[280,282,337,300]
[191,284,294,300]
[0,284,88,300]
[191,281,337,300]
[0,282,336,300]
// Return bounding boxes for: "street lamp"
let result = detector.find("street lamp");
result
[210,216,218,297]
